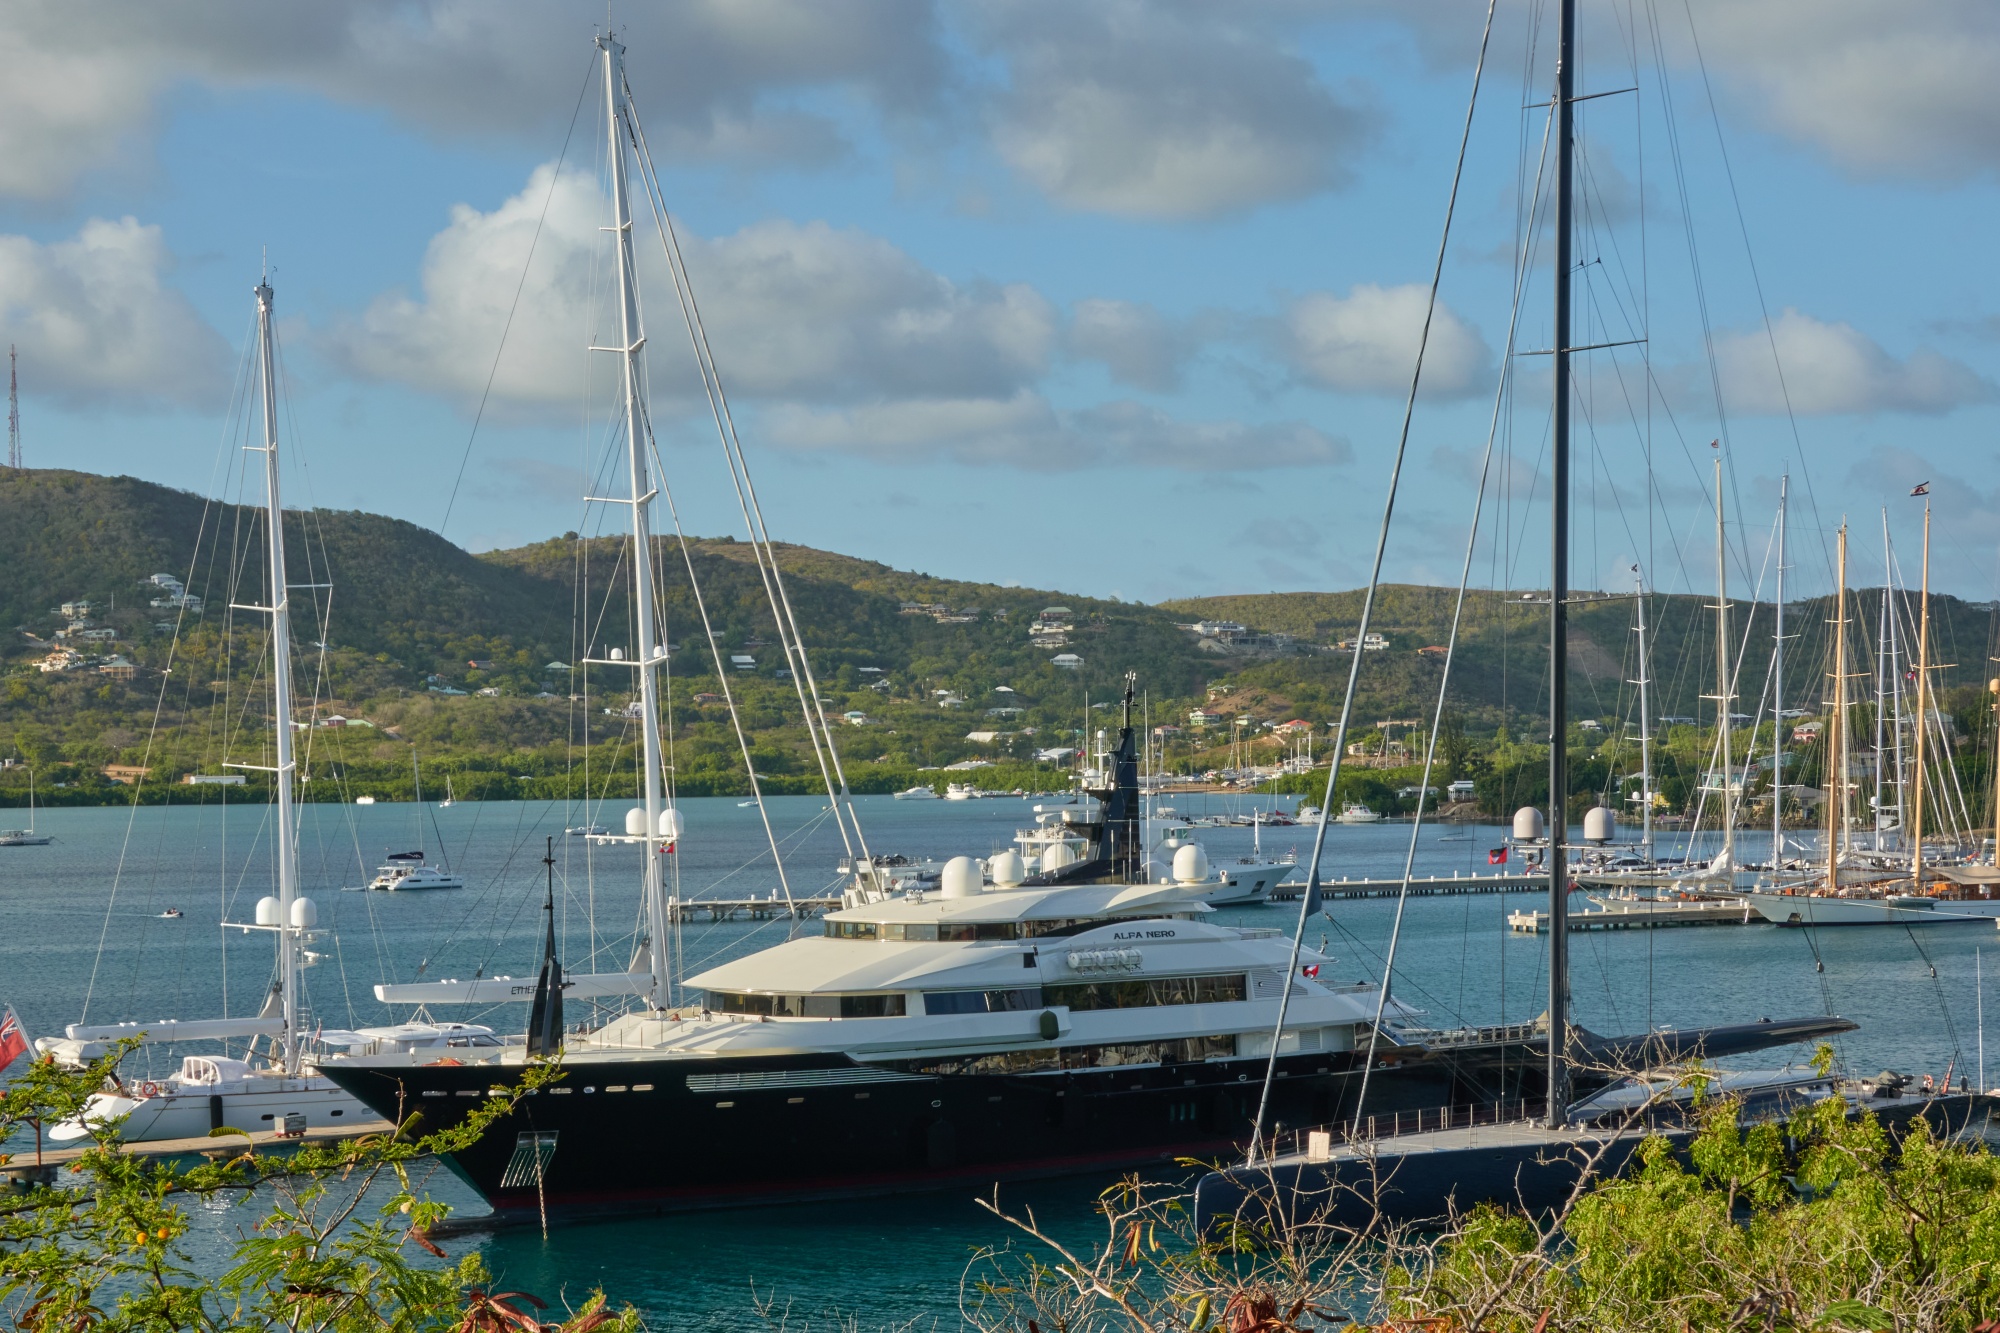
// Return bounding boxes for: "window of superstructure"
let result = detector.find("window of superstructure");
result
[908,1034,1237,1076]
[709,991,907,1018]
[923,987,1041,1016]
[1042,973,1246,1012]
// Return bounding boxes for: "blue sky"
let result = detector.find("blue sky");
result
[5,1,2000,605]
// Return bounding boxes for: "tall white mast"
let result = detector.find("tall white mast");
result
[1631,566,1654,855]
[1712,456,1735,873]
[252,277,302,1074]
[1875,513,1890,851]
[1771,476,1787,873]
[601,33,673,1009]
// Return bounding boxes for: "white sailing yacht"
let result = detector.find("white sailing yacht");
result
[43,277,484,1143]
[0,763,51,846]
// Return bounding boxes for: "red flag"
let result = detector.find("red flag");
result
[1488,846,1509,865]
[1301,964,1320,979]
[0,1007,27,1071]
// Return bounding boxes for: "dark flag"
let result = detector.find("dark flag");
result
[1488,846,1509,865]
[1911,481,1931,496]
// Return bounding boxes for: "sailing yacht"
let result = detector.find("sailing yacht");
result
[0,765,51,845]
[42,276,467,1144]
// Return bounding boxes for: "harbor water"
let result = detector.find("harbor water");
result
[3,794,1993,1327]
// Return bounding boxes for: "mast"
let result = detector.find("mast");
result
[1988,675,2000,867]
[1875,518,1890,850]
[601,32,673,1008]
[1827,524,1847,893]
[1912,495,1933,889]
[1886,514,1908,847]
[1631,566,1654,854]
[1772,476,1787,871]
[7,344,18,469]
[252,277,302,1074]
[1545,0,1576,1129]
[1712,455,1735,873]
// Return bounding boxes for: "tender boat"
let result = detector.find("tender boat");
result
[1335,803,1383,824]
[893,786,938,801]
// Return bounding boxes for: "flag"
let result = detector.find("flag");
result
[1911,482,1930,496]
[1301,964,1320,979]
[1488,846,1509,865]
[0,1007,27,1071]
[1302,871,1322,917]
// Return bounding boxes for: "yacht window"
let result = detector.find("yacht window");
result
[882,923,937,941]
[909,1034,1236,1075]
[708,991,906,1018]
[923,987,1042,1016]
[1043,973,1246,1012]
[823,920,879,940]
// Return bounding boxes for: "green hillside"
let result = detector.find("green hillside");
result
[4,467,1996,821]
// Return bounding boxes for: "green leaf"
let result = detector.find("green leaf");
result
[1815,1299,1894,1331]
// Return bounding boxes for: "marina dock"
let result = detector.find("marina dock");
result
[666,894,842,922]
[1272,871,1550,900]
[1508,897,1758,932]
[1,1120,397,1189]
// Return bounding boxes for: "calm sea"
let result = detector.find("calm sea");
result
[2,793,1992,1327]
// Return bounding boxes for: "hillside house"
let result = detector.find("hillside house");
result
[466,659,494,671]
[147,574,184,595]
[693,692,722,704]
[34,649,79,673]
[729,655,756,671]
[60,600,97,621]
[1050,653,1082,669]
[1190,620,1248,641]
[1417,645,1447,658]
[182,773,245,786]
[965,730,1001,743]
[1188,708,1217,727]
[1447,779,1477,800]
[97,656,136,680]
[1272,719,1314,736]
[1335,633,1390,652]
[843,711,872,726]
[1036,746,1075,762]
[102,765,151,784]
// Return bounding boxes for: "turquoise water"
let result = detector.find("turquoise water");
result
[3,795,1993,1326]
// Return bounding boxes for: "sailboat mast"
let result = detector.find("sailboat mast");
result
[1827,524,1847,893]
[1545,0,1576,1130]
[1875,518,1890,850]
[1632,567,1654,854]
[1714,456,1735,870]
[1912,497,1932,888]
[1772,476,1786,871]
[1988,674,2000,867]
[253,277,302,1074]
[601,33,673,1008]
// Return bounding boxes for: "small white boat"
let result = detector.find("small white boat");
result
[354,795,376,806]
[0,828,52,846]
[943,783,979,801]
[566,823,611,836]
[366,852,465,891]
[1336,802,1383,824]
[893,786,938,800]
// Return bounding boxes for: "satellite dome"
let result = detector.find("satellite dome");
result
[625,807,649,836]
[1172,843,1211,885]
[1512,806,1545,841]
[989,850,1027,887]
[1042,842,1078,872]
[941,855,981,898]
[1582,806,1616,843]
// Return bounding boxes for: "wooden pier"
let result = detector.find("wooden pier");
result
[1,1120,396,1190]
[1272,872,1550,901]
[1508,897,1757,933]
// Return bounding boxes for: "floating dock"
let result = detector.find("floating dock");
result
[1,1119,396,1189]
[1508,896,1757,932]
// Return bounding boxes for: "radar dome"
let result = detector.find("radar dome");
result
[1042,842,1078,872]
[625,807,649,836]
[1172,843,1211,885]
[658,808,685,839]
[941,855,981,898]
[255,896,281,927]
[1582,806,1616,843]
[290,897,318,930]
[989,850,1027,887]
[1512,806,1545,841]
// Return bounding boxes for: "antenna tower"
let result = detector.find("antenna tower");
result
[7,345,18,469]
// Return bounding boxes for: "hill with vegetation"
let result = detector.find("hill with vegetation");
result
[4,467,1997,824]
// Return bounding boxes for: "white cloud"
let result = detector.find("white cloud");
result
[1714,309,1994,415]
[325,165,1057,408]
[1677,0,2000,180]
[979,0,1371,218]
[0,217,229,409]
[1280,284,1490,398]
[1070,299,1199,392]
[0,0,946,199]
[765,392,1348,470]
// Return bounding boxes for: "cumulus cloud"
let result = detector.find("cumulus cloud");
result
[0,0,945,199]
[1070,299,1201,391]
[326,164,1056,408]
[1676,0,2000,180]
[764,392,1348,470]
[0,217,229,409]
[1279,284,1491,398]
[979,0,1371,218]
[1713,309,1994,415]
